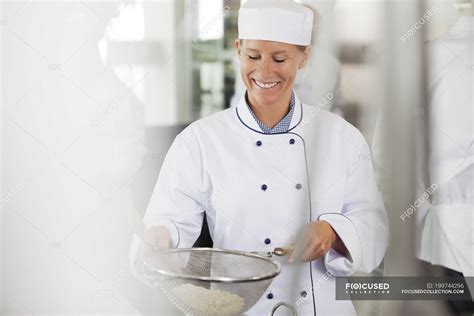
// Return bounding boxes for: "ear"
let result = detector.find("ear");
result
[299,46,312,69]
[235,39,242,58]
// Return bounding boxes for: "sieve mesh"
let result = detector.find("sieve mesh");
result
[143,248,281,316]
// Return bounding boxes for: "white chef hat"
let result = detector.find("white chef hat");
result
[238,0,314,46]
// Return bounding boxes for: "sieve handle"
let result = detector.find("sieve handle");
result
[270,302,297,316]
[252,247,295,258]
[272,246,294,256]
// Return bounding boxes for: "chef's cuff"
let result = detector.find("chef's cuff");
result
[318,213,362,276]
[146,218,180,248]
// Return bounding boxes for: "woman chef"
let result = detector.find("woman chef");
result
[130,1,389,315]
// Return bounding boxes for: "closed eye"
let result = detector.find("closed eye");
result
[246,54,286,63]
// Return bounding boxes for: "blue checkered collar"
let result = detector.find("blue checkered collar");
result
[245,91,296,134]
[236,90,303,134]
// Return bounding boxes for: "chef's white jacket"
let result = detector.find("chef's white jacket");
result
[130,93,389,315]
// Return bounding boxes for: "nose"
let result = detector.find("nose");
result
[258,57,273,79]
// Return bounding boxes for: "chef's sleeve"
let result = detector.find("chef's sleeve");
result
[129,131,206,277]
[319,129,389,276]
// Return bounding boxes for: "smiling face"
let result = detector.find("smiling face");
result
[235,39,310,108]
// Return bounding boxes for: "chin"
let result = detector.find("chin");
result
[254,94,281,106]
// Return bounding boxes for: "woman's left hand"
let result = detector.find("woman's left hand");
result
[288,220,347,263]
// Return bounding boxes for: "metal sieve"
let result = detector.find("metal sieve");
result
[143,247,297,316]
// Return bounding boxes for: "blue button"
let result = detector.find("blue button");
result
[256,141,262,147]
[261,184,268,191]
[295,183,302,190]
[289,138,295,145]
[264,238,271,245]
[300,290,308,297]
[267,293,274,299]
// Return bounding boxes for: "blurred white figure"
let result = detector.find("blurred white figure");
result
[3,1,146,313]
[415,12,474,312]
[371,2,473,315]
[295,0,344,114]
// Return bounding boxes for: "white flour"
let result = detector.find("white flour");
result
[171,283,245,315]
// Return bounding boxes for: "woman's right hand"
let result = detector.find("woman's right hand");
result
[134,225,172,274]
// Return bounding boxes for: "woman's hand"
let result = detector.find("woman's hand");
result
[134,226,172,273]
[288,220,348,263]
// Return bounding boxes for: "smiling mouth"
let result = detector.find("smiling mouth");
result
[252,79,281,89]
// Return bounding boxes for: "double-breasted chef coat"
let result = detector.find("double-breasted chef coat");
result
[130,93,389,315]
